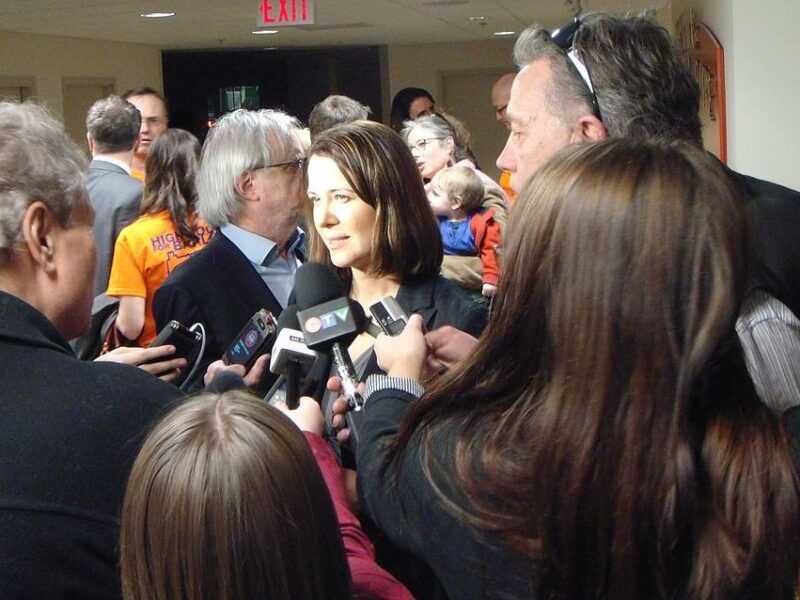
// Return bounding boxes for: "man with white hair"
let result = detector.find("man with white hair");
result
[153,109,306,389]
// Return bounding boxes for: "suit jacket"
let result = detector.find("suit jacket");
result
[729,168,800,320]
[0,291,182,599]
[86,159,142,296]
[153,232,285,389]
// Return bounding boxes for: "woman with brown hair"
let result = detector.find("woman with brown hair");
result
[120,390,354,600]
[356,140,800,599]
[305,120,486,364]
[107,128,213,346]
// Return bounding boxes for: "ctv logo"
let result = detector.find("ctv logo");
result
[303,307,349,334]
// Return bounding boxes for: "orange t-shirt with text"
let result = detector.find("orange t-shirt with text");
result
[106,210,214,346]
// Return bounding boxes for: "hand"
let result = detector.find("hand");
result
[423,326,478,378]
[374,313,427,380]
[328,375,366,444]
[275,396,325,436]
[95,345,187,382]
[203,353,270,389]
[482,283,497,298]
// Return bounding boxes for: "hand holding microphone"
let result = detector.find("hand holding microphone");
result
[373,313,428,381]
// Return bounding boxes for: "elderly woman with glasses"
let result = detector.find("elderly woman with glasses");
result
[402,112,508,295]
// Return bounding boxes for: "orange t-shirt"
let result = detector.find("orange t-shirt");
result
[499,169,516,206]
[106,210,214,346]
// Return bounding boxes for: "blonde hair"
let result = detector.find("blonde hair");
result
[433,166,484,213]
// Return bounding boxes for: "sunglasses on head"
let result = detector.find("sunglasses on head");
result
[551,17,603,121]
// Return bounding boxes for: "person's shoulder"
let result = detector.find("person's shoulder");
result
[122,211,172,236]
[159,234,221,285]
[730,169,800,207]
[85,358,183,404]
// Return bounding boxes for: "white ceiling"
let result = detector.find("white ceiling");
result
[0,0,666,50]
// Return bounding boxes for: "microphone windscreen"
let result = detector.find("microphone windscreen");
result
[275,304,300,332]
[347,298,368,333]
[206,370,247,394]
[293,262,345,310]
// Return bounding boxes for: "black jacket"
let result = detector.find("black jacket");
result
[0,292,182,599]
[153,232,286,390]
[357,388,537,599]
[729,168,800,318]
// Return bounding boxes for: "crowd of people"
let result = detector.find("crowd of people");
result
[1,10,799,600]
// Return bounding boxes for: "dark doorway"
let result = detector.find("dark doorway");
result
[162,46,382,141]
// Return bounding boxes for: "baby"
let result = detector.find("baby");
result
[428,166,502,297]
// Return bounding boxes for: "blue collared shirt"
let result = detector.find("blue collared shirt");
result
[219,223,305,308]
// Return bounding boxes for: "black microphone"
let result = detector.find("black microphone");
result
[292,262,367,414]
[269,305,319,408]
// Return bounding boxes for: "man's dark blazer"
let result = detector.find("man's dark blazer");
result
[86,159,142,296]
[730,169,800,319]
[153,232,285,388]
[0,291,182,599]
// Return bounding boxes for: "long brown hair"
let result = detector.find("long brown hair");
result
[397,140,800,599]
[120,390,352,600]
[141,128,202,246]
[305,120,442,290]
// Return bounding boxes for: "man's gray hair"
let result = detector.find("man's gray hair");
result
[513,14,702,144]
[308,95,370,140]
[574,13,701,144]
[85,95,141,153]
[0,102,88,259]
[197,109,301,228]
[513,25,596,126]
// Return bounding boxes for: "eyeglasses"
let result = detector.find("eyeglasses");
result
[257,157,306,171]
[408,138,444,152]
[551,17,603,121]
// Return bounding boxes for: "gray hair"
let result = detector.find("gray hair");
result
[197,109,301,228]
[512,25,596,126]
[0,102,88,260]
[400,112,473,163]
[574,13,701,144]
[86,95,141,153]
[308,95,370,140]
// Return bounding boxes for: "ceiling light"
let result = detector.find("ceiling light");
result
[494,31,515,36]
[252,29,279,35]
[468,16,487,22]
[140,12,175,18]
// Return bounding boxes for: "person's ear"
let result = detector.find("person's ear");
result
[574,114,607,142]
[443,136,456,156]
[450,196,464,211]
[21,201,57,273]
[86,133,94,155]
[235,170,259,202]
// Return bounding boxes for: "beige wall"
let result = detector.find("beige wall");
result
[386,39,516,179]
[675,0,800,189]
[386,39,515,109]
[0,29,162,118]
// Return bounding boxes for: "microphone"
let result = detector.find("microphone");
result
[292,262,368,415]
[269,305,318,409]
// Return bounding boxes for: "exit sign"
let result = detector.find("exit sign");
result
[257,0,315,27]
